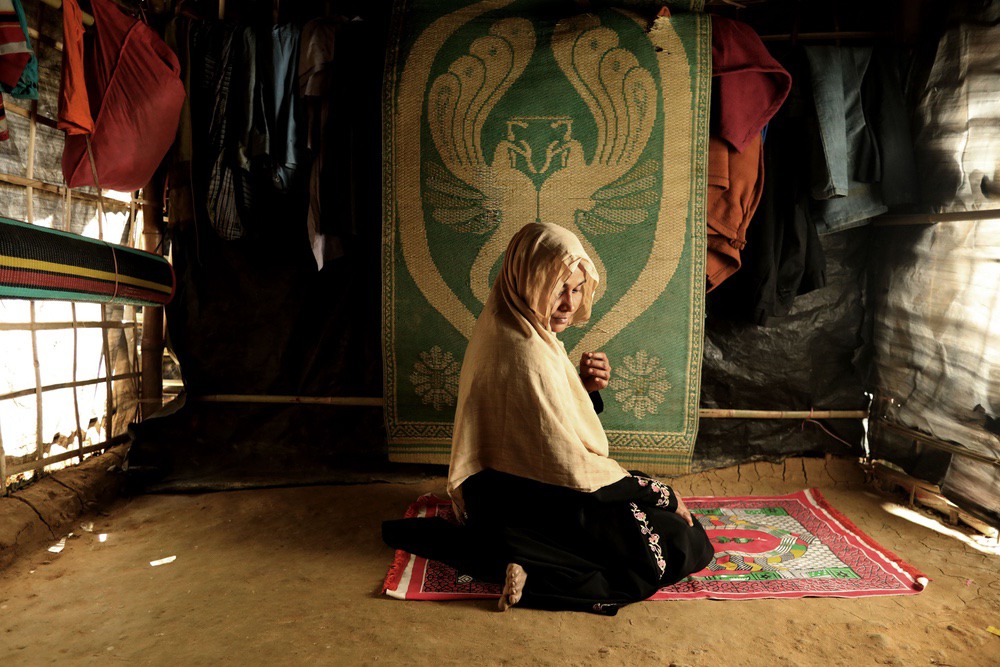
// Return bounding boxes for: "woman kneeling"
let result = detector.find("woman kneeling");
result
[384,223,714,615]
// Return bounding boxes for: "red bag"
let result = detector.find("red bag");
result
[58,0,184,191]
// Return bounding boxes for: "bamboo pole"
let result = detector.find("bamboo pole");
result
[63,187,86,464]
[0,411,7,494]
[25,101,44,472]
[83,137,116,447]
[26,102,36,223]
[872,209,1000,227]
[6,435,129,476]
[71,304,85,463]
[127,193,140,409]
[0,373,141,402]
[29,304,43,467]
[140,176,165,419]
[875,419,1000,468]
[698,408,868,419]
[26,27,62,53]
[0,320,135,331]
[190,396,868,419]
[0,170,132,209]
[759,31,893,42]
[197,395,387,407]
[99,322,114,442]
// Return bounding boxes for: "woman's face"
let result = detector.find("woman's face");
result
[549,266,586,333]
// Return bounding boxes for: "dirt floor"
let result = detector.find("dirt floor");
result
[2,457,999,666]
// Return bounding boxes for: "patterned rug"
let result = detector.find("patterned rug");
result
[382,490,928,601]
[381,0,710,474]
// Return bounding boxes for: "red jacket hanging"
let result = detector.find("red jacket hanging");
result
[58,0,184,191]
[705,16,791,291]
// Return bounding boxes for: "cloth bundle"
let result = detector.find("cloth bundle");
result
[705,16,790,291]
[58,0,185,191]
[0,0,37,141]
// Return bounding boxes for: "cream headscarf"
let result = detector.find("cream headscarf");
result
[447,223,628,497]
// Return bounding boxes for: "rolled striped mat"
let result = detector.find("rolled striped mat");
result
[0,216,174,306]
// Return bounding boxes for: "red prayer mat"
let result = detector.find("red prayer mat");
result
[382,489,927,602]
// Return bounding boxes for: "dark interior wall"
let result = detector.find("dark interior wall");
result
[129,0,989,490]
[130,1,394,486]
[696,226,871,470]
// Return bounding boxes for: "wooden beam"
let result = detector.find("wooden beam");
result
[699,408,867,419]
[0,170,132,210]
[6,100,58,129]
[0,414,7,494]
[760,31,894,42]
[876,420,1000,468]
[0,321,137,331]
[868,461,998,537]
[5,435,129,476]
[873,209,1000,227]
[0,373,141,402]
[197,394,386,407]
[191,395,868,419]
[140,175,165,419]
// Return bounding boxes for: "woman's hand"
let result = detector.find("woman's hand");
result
[579,351,611,392]
[675,495,694,527]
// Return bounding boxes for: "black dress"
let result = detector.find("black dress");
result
[382,395,715,615]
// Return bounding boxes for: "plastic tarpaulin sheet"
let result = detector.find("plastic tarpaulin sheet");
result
[872,220,1000,524]
[870,7,1000,525]
[912,11,1000,214]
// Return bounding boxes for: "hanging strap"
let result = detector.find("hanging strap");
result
[85,135,120,304]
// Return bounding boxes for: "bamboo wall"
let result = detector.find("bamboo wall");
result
[0,0,151,493]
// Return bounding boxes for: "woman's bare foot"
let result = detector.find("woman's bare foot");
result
[498,563,526,611]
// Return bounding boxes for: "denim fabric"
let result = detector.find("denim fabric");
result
[864,49,918,208]
[806,47,902,234]
[265,24,308,193]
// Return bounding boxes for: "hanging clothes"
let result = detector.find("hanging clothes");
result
[58,0,185,191]
[710,15,791,153]
[865,49,918,209]
[258,23,307,194]
[706,133,764,291]
[0,0,35,141]
[706,16,790,291]
[804,47,887,232]
[0,0,35,99]
[299,16,347,268]
[805,47,918,233]
[189,22,257,241]
[710,49,827,325]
